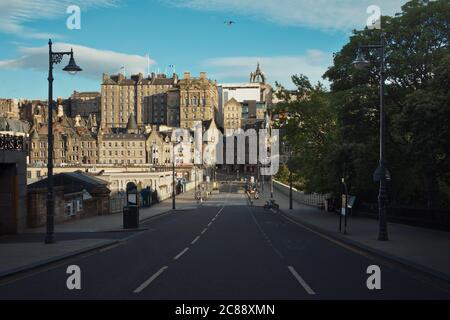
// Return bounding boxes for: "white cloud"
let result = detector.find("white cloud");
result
[0,43,156,79]
[0,0,117,38]
[161,0,407,31]
[203,50,332,88]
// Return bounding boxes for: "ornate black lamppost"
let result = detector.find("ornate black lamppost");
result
[45,39,82,244]
[352,33,389,241]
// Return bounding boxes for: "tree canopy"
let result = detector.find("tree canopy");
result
[276,0,450,208]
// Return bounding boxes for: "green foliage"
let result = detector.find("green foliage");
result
[279,0,450,208]
[275,164,290,185]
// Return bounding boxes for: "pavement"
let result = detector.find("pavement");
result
[0,189,201,279]
[251,182,450,283]
[0,181,449,299]
[23,190,201,233]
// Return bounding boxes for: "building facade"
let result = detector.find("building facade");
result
[70,91,101,118]
[223,98,242,131]
[217,63,273,129]
[179,72,219,130]
[0,99,19,119]
[29,109,98,166]
[100,72,178,130]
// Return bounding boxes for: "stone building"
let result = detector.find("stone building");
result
[218,63,273,129]
[70,91,101,118]
[146,125,194,167]
[179,72,219,130]
[29,107,98,166]
[0,98,19,119]
[100,72,178,130]
[18,100,45,122]
[223,98,242,131]
[27,172,111,228]
[97,114,146,165]
[166,88,180,127]
[0,120,28,235]
[242,100,267,127]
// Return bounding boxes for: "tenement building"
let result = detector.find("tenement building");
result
[179,72,219,130]
[100,72,178,130]
[0,99,19,119]
[29,106,98,165]
[70,91,101,118]
[223,98,242,131]
[97,114,146,165]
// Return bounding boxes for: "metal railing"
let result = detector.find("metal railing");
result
[294,192,327,208]
[110,193,145,214]
[109,194,126,214]
[273,180,328,208]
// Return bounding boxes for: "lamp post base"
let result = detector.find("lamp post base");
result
[378,231,388,241]
[45,234,56,244]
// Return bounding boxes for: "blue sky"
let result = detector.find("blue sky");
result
[0,0,407,99]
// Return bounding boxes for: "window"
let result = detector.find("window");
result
[65,202,74,216]
[76,199,83,212]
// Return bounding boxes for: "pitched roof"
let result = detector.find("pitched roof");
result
[126,113,138,131]
[28,172,109,196]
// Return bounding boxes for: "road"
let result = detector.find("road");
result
[0,182,448,300]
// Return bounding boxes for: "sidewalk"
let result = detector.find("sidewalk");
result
[0,190,200,278]
[253,183,450,282]
[24,190,200,233]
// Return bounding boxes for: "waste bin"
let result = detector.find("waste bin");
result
[123,205,139,229]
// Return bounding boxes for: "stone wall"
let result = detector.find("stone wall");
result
[0,150,27,235]
[27,186,65,228]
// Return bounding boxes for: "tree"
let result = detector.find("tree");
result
[275,75,339,194]
[323,0,450,208]
[274,164,290,185]
[276,0,450,208]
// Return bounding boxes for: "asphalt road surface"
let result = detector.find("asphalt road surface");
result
[0,182,449,300]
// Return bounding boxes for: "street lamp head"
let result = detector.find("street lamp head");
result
[63,49,82,75]
[352,48,369,70]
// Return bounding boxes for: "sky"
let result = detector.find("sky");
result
[0,0,408,99]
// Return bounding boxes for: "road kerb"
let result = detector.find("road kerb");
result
[278,208,450,291]
[0,239,120,281]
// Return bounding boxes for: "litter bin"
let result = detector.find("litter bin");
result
[123,205,139,229]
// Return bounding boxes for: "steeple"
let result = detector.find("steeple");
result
[250,62,266,84]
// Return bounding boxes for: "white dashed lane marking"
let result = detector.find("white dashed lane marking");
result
[134,266,168,293]
[288,266,316,295]
[173,247,190,260]
[191,236,200,245]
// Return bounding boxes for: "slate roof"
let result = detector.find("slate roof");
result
[0,117,30,133]
[28,172,109,196]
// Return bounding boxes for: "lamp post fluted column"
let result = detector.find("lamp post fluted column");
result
[172,142,176,210]
[352,33,388,241]
[377,34,388,241]
[45,40,55,244]
[45,39,82,244]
